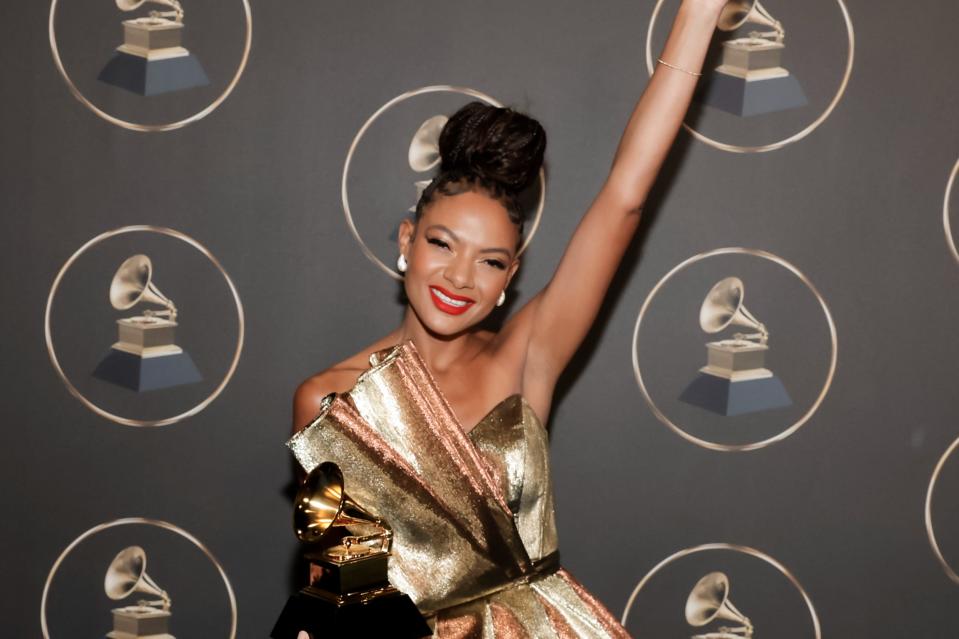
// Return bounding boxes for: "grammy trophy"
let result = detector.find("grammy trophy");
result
[271,461,430,638]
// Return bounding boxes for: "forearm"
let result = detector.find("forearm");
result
[606,0,723,209]
[519,1,726,380]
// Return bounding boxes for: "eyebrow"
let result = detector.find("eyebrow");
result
[425,224,513,258]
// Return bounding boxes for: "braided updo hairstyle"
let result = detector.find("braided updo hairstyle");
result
[414,101,546,240]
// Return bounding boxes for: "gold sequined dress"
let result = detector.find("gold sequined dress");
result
[288,340,631,638]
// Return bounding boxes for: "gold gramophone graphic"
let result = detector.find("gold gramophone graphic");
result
[686,572,754,639]
[92,254,203,392]
[271,461,430,638]
[697,0,807,117]
[406,115,448,213]
[98,0,209,96]
[678,277,791,416]
[104,546,175,639]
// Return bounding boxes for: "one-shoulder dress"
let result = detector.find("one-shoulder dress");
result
[288,340,631,638]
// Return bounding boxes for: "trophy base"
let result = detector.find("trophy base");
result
[93,347,202,392]
[305,546,393,594]
[696,69,807,117]
[704,340,770,379]
[107,605,174,638]
[115,316,179,354]
[98,51,208,96]
[271,588,431,639]
[679,371,792,416]
[720,38,785,72]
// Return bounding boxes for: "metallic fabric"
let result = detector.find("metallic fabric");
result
[288,340,630,638]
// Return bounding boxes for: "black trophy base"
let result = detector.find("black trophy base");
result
[271,589,431,639]
[679,372,792,416]
[93,349,202,392]
[98,51,209,96]
[697,72,807,117]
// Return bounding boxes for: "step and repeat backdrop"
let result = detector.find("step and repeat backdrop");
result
[2,0,958,636]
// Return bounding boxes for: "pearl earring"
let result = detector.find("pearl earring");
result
[496,290,506,307]
[397,254,407,273]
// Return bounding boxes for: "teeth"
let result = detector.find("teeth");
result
[432,288,470,307]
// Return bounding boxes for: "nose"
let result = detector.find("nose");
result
[443,253,474,290]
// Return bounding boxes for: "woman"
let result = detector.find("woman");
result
[292,1,729,636]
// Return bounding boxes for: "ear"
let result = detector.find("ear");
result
[505,258,520,287]
[397,218,416,258]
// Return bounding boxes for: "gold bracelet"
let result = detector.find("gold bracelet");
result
[656,58,703,77]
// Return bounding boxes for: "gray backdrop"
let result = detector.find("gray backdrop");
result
[3,0,959,636]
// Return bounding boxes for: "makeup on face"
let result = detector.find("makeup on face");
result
[406,191,518,324]
[428,285,475,315]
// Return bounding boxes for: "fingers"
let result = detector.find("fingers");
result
[297,632,311,639]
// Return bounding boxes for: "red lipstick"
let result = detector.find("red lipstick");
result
[429,286,475,315]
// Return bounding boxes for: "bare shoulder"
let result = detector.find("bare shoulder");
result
[291,368,354,434]
[292,334,402,434]
[294,367,358,409]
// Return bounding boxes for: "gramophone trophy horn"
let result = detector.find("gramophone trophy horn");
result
[405,115,448,213]
[408,115,448,173]
[115,0,184,21]
[718,0,783,39]
[105,546,171,608]
[109,254,177,320]
[271,461,430,638]
[685,572,754,639]
[699,276,766,344]
[104,546,175,639]
[293,461,386,549]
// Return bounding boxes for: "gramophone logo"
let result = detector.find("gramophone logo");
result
[98,0,209,96]
[104,546,175,639]
[686,572,753,639]
[697,0,807,117]
[679,277,791,416]
[92,254,202,392]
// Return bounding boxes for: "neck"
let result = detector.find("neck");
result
[390,305,480,375]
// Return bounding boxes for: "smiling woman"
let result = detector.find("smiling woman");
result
[397,100,543,331]
[290,1,730,636]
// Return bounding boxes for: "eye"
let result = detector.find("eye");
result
[427,237,450,250]
[483,259,506,270]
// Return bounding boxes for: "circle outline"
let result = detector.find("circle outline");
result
[925,434,959,584]
[644,0,855,153]
[631,247,838,452]
[44,225,245,427]
[49,0,253,132]
[620,542,821,638]
[943,158,959,266]
[40,517,238,639]
[341,85,547,280]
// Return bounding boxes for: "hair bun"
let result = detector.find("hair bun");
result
[438,101,546,195]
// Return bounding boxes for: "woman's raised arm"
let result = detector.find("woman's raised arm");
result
[515,0,727,388]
